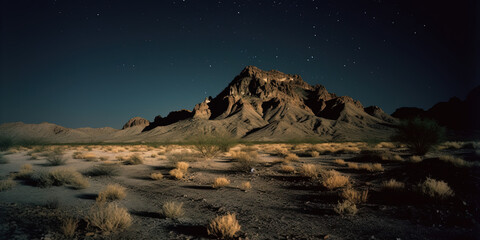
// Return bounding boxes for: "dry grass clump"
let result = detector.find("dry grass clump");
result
[176,161,189,172]
[73,152,97,161]
[309,151,320,157]
[334,200,358,215]
[419,178,454,199]
[333,159,347,165]
[162,201,185,219]
[61,217,79,237]
[167,152,198,165]
[284,153,299,162]
[207,213,241,239]
[312,142,363,154]
[15,164,34,179]
[438,141,464,150]
[46,153,67,166]
[86,203,132,233]
[50,168,90,189]
[279,164,295,173]
[299,164,321,179]
[341,188,368,204]
[231,151,259,171]
[347,162,384,172]
[0,178,16,191]
[321,170,350,190]
[97,184,127,202]
[169,168,184,180]
[213,177,231,188]
[150,172,164,180]
[375,142,396,149]
[123,154,144,165]
[85,164,120,177]
[381,179,405,190]
[28,170,54,188]
[438,155,478,167]
[409,155,423,163]
[239,181,252,191]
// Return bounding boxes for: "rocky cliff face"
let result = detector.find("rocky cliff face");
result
[128,66,396,141]
[122,117,150,129]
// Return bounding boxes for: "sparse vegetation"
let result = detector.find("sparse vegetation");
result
[49,168,90,189]
[310,151,320,157]
[284,153,299,162]
[419,177,454,199]
[97,184,127,202]
[0,178,16,191]
[381,179,405,190]
[84,164,120,177]
[176,161,189,172]
[73,152,97,161]
[334,200,358,215]
[409,155,422,163]
[231,151,259,171]
[438,155,478,167]
[162,201,184,219]
[150,172,164,180]
[191,135,236,159]
[341,188,368,204]
[320,170,349,190]
[207,213,241,239]
[169,168,184,180]
[347,162,384,172]
[124,154,144,165]
[28,170,54,188]
[299,164,321,179]
[392,118,445,155]
[46,153,67,166]
[86,203,132,233]
[15,163,33,179]
[239,181,251,191]
[61,217,79,237]
[333,159,346,165]
[213,177,231,188]
[279,164,295,173]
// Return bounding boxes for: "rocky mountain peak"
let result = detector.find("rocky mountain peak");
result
[122,117,150,129]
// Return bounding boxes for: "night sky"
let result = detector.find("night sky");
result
[1,0,478,128]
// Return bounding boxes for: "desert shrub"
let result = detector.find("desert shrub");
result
[162,201,184,219]
[85,164,120,177]
[375,142,396,149]
[231,151,259,171]
[439,141,464,150]
[341,188,368,204]
[150,172,164,180]
[381,179,405,190]
[438,155,478,167]
[0,154,8,164]
[347,162,384,172]
[279,165,295,173]
[333,159,346,165]
[409,155,423,163]
[239,181,251,191]
[191,135,236,159]
[176,161,189,173]
[97,184,127,202]
[207,213,241,239]
[284,153,299,162]
[124,154,144,165]
[299,164,321,179]
[334,200,358,215]
[310,151,320,157]
[15,164,33,179]
[46,153,67,166]
[86,203,132,233]
[29,170,54,188]
[321,170,349,190]
[391,118,445,155]
[61,217,79,237]
[419,178,454,199]
[50,168,89,189]
[213,177,231,188]
[169,168,184,180]
[73,152,97,161]
[0,179,15,191]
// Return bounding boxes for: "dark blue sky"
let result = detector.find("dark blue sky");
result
[1,0,478,128]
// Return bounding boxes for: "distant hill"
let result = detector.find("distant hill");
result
[392,86,480,131]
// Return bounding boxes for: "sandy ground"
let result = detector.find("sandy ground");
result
[0,143,479,240]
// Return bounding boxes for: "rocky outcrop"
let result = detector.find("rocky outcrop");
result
[122,117,150,129]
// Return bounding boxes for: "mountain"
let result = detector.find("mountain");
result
[392,86,480,130]
[0,66,397,143]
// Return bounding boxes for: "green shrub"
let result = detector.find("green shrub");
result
[191,135,236,159]
[391,118,445,155]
